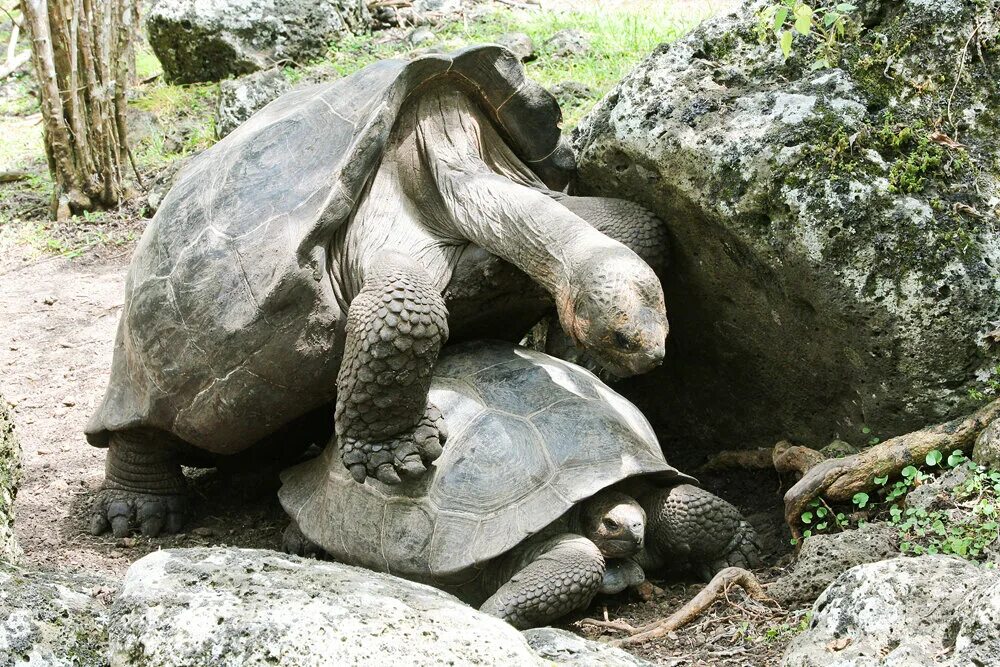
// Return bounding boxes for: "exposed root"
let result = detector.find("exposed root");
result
[700,440,825,478]
[581,567,772,646]
[784,398,1000,539]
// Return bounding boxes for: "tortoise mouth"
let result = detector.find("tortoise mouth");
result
[596,536,644,559]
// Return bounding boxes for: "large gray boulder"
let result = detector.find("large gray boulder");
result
[109,548,546,666]
[147,0,370,84]
[782,555,1000,666]
[0,562,114,667]
[573,0,1000,459]
[0,397,20,562]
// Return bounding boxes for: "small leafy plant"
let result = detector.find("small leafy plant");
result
[756,0,859,69]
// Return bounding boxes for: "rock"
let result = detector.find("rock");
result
[974,419,1000,470]
[144,157,191,217]
[215,68,291,138]
[110,548,545,666]
[496,32,536,62]
[524,627,654,666]
[770,522,898,607]
[146,0,370,84]
[0,397,20,562]
[572,0,1000,463]
[0,561,115,666]
[544,29,590,58]
[819,439,858,458]
[782,555,1000,666]
[408,26,435,46]
[549,81,594,106]
[903,465,971,513]
[413,0,461,12]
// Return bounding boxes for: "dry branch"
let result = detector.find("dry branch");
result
[784,398,1000,539]
[581,567,772,646]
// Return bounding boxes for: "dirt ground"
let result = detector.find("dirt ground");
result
[0,242,799,665]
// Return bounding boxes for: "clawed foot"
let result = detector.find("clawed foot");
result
[341,403,448,485]
[281,521,325,558]
[89,487,187,537]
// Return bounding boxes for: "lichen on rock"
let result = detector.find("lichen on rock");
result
[572,0,1000,460]
[0,396,21,563]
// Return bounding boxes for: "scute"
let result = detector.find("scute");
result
[280,341,687,580]
[428,410,551,515]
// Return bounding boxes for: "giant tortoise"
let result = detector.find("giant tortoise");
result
[86,45,672,537]
[279,341,759,629]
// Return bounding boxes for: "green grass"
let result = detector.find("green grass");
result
[315,5,702,127]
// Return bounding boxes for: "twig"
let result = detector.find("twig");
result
[0,48,29,78]
[946,20,980,140]
[581,568,772,646]
[0,170,31,183]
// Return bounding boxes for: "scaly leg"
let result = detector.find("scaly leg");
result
[480,534,605,629]
[336,250,449,485]
[640,484,761,581]
[90,429,188,537]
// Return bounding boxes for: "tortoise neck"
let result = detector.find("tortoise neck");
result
[396,84,622,301]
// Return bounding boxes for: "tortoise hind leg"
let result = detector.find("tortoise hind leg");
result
[480,534,605,630]
[90,429,188,538]
[639,484,761,582]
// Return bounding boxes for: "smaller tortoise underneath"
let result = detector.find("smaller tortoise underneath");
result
[280,341,760,629]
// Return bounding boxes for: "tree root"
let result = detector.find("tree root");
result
[784,398,1000,539]
[580,567,772,646]
[700,440,825,477]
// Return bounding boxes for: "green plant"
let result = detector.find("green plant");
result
[868,449,1000,560]
[757,1,859,69]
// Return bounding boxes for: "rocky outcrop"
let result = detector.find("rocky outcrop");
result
[0,562,114,667]
[109,548,545,666]
[782,555,1000,666]
[770,523,898,607]
[215,69,291,138]
[0,397,20,562]
[573,0,1000,462]
[146,0,370,84]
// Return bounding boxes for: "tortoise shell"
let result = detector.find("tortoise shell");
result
[86,45,575,454]
[279,341,692,582]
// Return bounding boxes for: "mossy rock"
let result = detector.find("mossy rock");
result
[573,0,1000,461]
[0,562,114,667]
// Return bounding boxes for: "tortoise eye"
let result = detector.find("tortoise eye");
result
[602,518,620,531]
[614,330,639,351]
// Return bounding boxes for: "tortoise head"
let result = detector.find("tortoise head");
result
[580,491,646,559]
[558,247,668,378]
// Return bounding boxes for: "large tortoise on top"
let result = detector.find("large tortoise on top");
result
[280,341,760,629]
[86,45,672,537]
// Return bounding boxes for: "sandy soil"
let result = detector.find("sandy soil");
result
[0,253,293,577]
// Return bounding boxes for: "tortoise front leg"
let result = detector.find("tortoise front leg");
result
[639,485,762,581]
[336,250,449,485]
[480,534,605,629]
